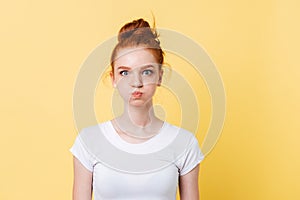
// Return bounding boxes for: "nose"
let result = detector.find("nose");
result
[130,72,143,88]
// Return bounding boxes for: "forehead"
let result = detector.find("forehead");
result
[113,47,158,69]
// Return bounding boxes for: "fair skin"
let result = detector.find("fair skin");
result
[72,47,200,200]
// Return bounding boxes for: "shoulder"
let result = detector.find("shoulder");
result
[160,122,200,157]
[164,122,197,143]
[79,121,110,137]
[76,121,111,148]
[74,121,115,158]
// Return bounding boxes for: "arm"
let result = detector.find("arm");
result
[179,164,200,200]
[72,156,93,200]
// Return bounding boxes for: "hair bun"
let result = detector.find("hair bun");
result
[118,18,158,43]
[111,17,164,68]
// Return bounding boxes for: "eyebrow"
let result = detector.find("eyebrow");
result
[141,65,155,69]
[116,65,155,70]
[116,66,131,70]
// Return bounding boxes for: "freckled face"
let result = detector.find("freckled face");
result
[111,48,163,107]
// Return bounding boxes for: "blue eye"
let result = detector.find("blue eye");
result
[142,69,153,76]
[120,70,129,76]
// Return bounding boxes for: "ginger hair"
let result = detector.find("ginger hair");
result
[110,18,164,74]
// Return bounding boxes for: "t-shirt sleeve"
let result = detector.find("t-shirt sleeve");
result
[69,129,95,172]
[177,136,204,176]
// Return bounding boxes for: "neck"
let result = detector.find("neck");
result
[121,101,155,127]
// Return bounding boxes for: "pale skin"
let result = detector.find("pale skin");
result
[72,47,200,200]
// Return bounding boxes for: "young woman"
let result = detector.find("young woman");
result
[70,18,204,200]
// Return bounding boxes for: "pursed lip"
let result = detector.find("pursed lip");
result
[131,91,143,98]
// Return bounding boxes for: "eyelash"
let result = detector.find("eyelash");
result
[119,69,153,76]
[142,69,153,76]
[119,70,129,76]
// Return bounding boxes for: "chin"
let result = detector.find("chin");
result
[129,100,146,107]
[128,98,152,107]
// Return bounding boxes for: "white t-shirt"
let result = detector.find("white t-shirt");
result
[70,121,204,200]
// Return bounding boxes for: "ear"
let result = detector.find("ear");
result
[110,71,116,87]
[157,69,163,86]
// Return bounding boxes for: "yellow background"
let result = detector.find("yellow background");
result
[1,0,299,199]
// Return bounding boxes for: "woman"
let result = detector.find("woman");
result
[70,18,204,200]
